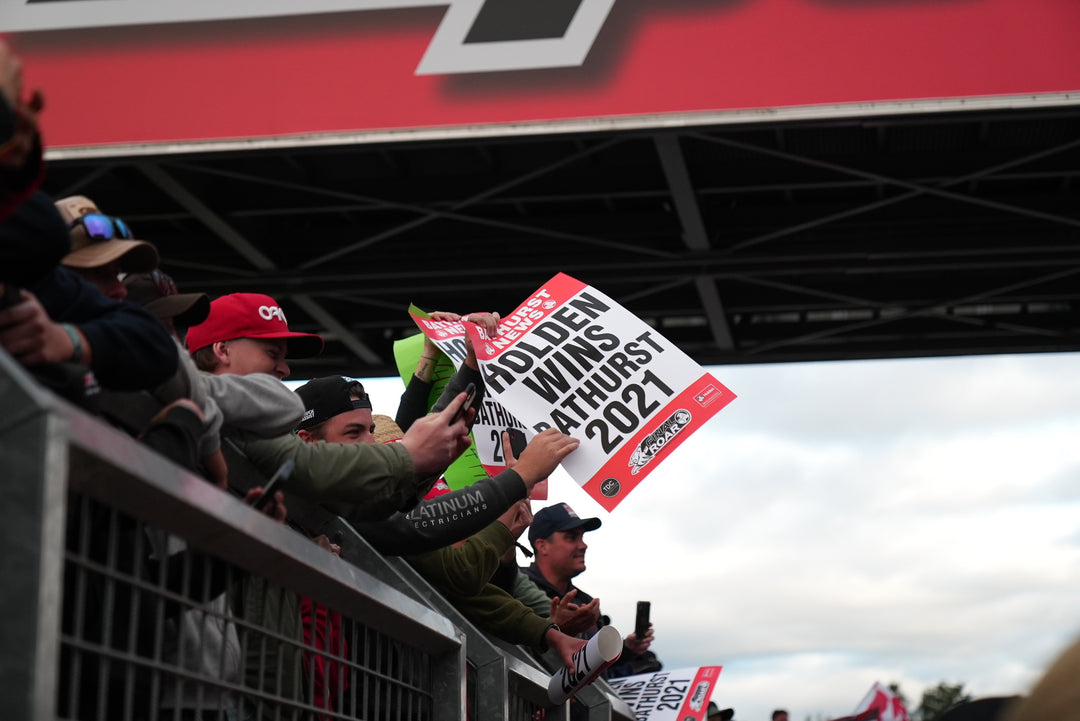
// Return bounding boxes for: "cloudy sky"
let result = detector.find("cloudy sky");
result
[350,351,1080,721]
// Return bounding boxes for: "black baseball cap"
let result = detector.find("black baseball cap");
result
[528,502,601,548]
[294,376,372,431]
[123,270,210,329]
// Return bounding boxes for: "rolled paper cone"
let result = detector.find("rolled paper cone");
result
[547,625,623,705]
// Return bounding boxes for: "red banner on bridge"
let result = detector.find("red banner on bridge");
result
[5,0,1079,151]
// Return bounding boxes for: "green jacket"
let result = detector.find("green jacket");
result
[230,431,432,522]
[406,523,553,651]
[513,572,553,618]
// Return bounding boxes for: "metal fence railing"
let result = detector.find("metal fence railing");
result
[0,349,633,721]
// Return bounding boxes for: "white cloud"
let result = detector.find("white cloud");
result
[353,353,1080,721]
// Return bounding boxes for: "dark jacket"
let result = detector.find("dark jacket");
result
[406,522,555,651]
[521,563,662,679]
[356,467,527,555]
[34,266,179,391]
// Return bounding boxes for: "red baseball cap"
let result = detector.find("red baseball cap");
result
[186,293,324,359]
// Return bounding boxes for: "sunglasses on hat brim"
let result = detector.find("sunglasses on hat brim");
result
[70,213,134,242]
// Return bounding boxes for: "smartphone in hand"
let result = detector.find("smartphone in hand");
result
[448,382,477,426]
[506,427,528,458]
[252,456,295,511]
[634,601,651,640]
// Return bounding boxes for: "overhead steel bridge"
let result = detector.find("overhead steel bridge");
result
[42,104,1080,377]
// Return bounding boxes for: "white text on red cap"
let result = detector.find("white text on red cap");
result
[258,306,287,322]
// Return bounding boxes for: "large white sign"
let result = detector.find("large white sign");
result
[407,308,536,482]
[608,666,723,721]
[414,273,736,511]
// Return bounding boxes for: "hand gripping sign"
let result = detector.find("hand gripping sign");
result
[392,331,488,491]
[607,666,724,721]
[405,306,548,496]
[439,273,736,511]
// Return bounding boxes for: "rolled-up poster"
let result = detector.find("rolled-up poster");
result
[547,625,623,705]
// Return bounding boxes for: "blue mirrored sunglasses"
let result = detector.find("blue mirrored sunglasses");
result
[70,213,134,242]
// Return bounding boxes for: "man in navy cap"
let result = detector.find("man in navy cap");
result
[522,502,658,676]
[523,502,604,636]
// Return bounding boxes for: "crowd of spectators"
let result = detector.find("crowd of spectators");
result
[1,40,661,720]
[16,37,1075,721]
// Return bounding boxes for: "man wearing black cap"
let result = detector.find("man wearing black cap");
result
[524,502,658,675]
[291,374,577,555]
[294,376,375,446]
[287,374,587,671]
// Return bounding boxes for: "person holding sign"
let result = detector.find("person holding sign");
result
[406,493,588,675]
[396,310,500,431]
[291,374,565,554]
[402,436,587,675]
[524,503,661,678]
[191,293,476,522]
[287,381,586,671]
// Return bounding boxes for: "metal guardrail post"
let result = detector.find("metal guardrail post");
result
[0,352,68,720]
[431,633,469,721]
